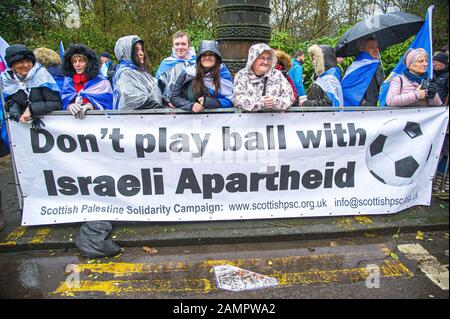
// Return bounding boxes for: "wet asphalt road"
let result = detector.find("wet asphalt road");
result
[0,231,448,299]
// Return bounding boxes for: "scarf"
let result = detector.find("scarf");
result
[403,69,429,85]
[185,64,234,108]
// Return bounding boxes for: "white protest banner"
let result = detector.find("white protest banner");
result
[7,107,448,226]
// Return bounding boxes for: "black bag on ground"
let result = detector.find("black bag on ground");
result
[75,221,122,258]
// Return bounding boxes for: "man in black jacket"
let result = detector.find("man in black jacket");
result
[433,52,449,105]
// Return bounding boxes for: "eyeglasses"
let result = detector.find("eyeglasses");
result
[256,56,273,62]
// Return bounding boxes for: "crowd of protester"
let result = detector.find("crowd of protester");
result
[0,31,448,256]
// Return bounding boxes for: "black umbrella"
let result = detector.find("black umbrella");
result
[335,12,424,57]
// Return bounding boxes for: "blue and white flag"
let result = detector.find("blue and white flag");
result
[342,52,380,106]
[155,48,196,79]
[315,66,344,107]
[62,75,113,110]
[185,63,234,108]
[378,6,434,107]
[0,97,9,153]
[0,35,9,73]
[100,60,111,78]
[59,41,65,61]
[0,35,9,151]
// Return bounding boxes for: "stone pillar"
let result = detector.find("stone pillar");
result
[216,0,271,74]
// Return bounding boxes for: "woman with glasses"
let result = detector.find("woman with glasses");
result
[170,40,233,112]
[232,43,294,111]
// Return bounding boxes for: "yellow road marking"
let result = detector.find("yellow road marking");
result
[354,216,373,224]
[274,260,413,286]
[29,228,51,244]
[52,254,413,296]
[70,251,380,277]
[52,260,411,296]
[0,226,27,246]
[53,278,212,296]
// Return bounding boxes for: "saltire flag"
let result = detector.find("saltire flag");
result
[315,66,344,107]
[341,52,380,106]
[59,41,65,61]
[378,5,434,107]
[0,35,9,152]
[0,35,10,73]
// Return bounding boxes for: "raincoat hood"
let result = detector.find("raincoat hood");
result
[62,44,100,80]
[114,35,144,64]
[274,49,292,71]
[197,40,222,63]
[34,47,61,68]
[246,43,277,75]
[308,44,338,77]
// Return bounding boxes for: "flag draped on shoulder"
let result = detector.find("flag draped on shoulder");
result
[315,66,344,107]
[378,5,434,107]
[341,52,380,106]
[62,75,113,110]
[1,63,60,98]
[155,48,197,79]
[185,63,234,108]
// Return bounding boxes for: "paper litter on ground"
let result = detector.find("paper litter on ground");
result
[213,265,278,292]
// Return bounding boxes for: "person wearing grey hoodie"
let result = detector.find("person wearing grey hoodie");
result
[113,35,162,110]
[232,43,294,111]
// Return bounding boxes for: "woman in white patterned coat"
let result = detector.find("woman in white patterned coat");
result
[232,43,294,111]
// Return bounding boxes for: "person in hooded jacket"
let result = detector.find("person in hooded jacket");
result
[233,43,294,111]
[113,35,162,110]
[34,47,65,94]
[274,49,298,105]
[386,48,441,107]
[300,44,343,107]
[1,44,62,125]
[62,44,113,119]
[433,52,448,105]
[170,40,233,112]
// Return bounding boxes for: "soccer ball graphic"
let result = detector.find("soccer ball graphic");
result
[366,119,433,186]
